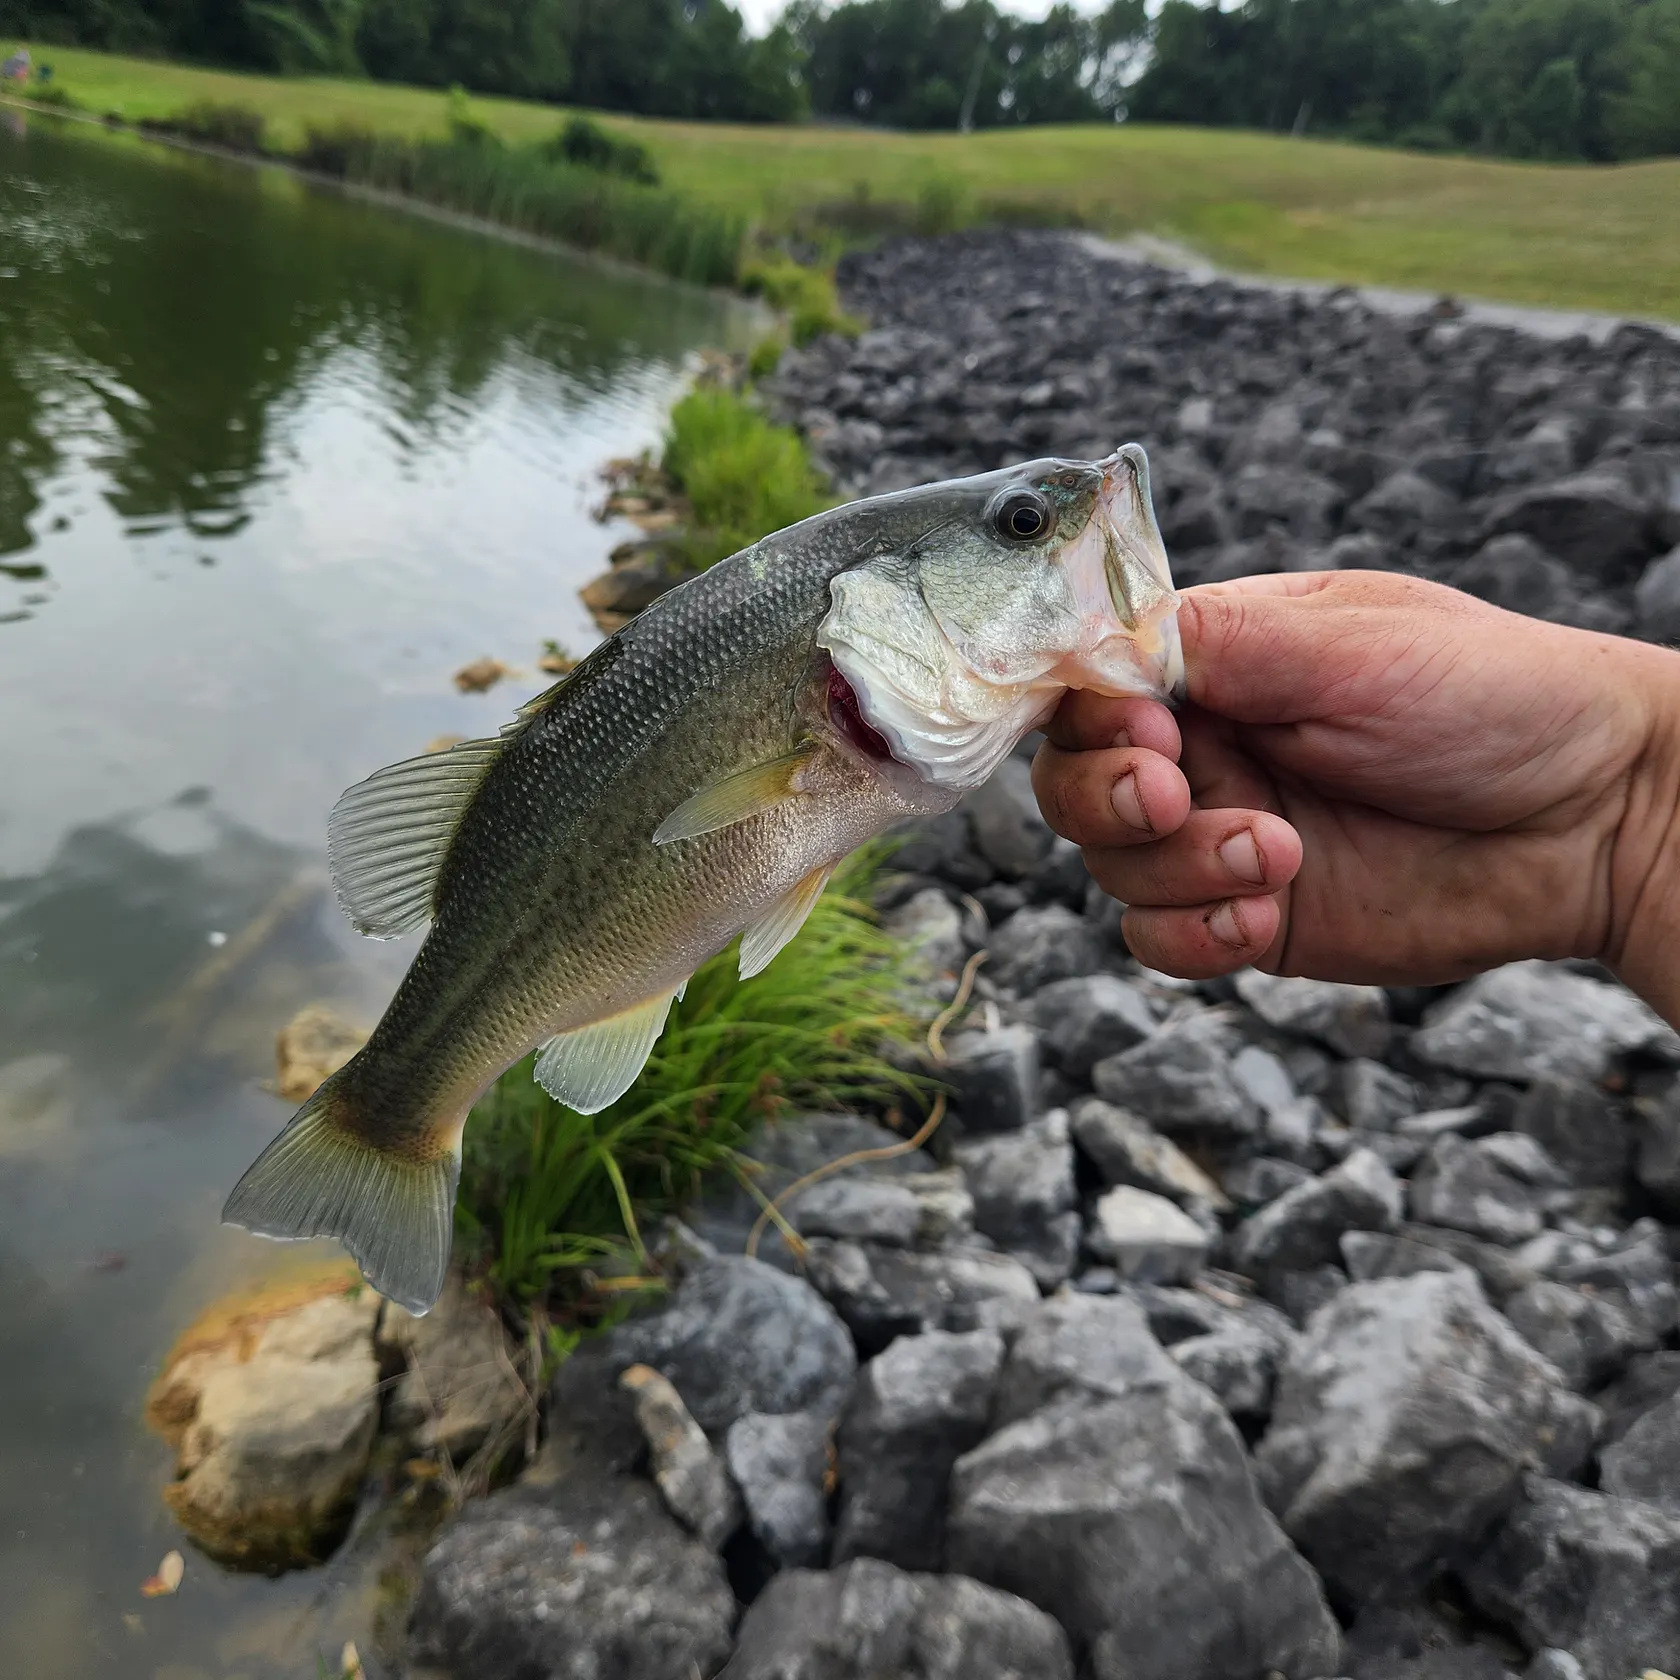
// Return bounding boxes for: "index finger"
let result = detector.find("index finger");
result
[1044,692,1182,757]
[1188,571,1345,601]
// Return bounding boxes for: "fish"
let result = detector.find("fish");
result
[222,444,1184,1313]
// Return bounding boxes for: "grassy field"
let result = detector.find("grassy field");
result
[7,42,1680,320]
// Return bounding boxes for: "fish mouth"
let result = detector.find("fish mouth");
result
[1054,445,1186,703]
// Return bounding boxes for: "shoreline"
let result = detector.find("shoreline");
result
[1,96,767,307]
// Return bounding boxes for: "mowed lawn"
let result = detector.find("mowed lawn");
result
[9,42,1680,321]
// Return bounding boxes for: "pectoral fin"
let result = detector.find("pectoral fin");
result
[533,988,684,1114]
[652,746,813,846]
[739,864,834,980]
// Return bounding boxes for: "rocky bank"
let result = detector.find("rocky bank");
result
[274,235,1680,1676]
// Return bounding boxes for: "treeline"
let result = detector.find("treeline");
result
[1130,0,1680,162]
[4,0,1678,157]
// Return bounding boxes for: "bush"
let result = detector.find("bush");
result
[662,385,829,567]
[456,849,926,1306]
[544,115,660,186]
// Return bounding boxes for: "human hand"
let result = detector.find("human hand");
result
[1032,571,1680,1019]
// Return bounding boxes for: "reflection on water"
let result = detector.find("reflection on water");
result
[0,113,757,1676]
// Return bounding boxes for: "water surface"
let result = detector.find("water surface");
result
[0,113,757,1677]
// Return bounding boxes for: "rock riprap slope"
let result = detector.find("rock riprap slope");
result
[405,236,1680,1680]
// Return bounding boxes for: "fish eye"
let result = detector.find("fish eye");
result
[994,492,1050,542]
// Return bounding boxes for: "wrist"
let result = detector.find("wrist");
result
[1604,640,1680,1028]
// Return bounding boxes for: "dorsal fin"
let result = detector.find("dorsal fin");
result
[327,737,503,938]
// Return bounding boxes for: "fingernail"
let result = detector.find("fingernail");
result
[1109,727,1132,750]
[1111,772,1149,831]
[1218,829,1264,884]
[1207,900,1246,949]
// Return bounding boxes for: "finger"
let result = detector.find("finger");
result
[1121,894,1285,980]
[1079,809,1302,908]
[1031,744,1191,847]
[1044,692,1182,757]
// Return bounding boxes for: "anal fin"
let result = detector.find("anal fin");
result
[652,746,812,846]
[534,988,683,1114]
[739,864,834,980]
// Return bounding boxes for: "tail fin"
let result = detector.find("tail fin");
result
[221,1072,459,1315]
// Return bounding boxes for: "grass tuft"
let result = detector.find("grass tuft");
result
[455,848,927,1307]
[741,254,860,346]
[661,384,830,568]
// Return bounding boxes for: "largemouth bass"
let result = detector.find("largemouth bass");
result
[224,445,1184,1312]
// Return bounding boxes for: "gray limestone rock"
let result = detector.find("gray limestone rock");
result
[408,1464,735,1680]
[1480,470,1657,579]
[955,1111,1080,1289]
[725,1557,1074,1680]
[883,887,968,979]
[1599,1390,1680,1508]
[949,1363,1341,1680]
[1172,1323,1288,1421]
[1070,1097,1230,1212]
[1256,1271,1578,1603]
[803,1239,1039,1357]
[1336,1057,1424,1130]
[1411,961,1676,1083]
[1231,1147,1404,1289]
[1030,973,1157,1079]
[941,1025,1040,1135]
[1340,1228,1477,1284]
[1088,1185,1211,1284]
[1463,1476,1680,1680]
[1092,1020,1259,1140]
[1410,1134,1546,1246]
[834,1329,1005,1571]
[1504,1279,1653,1391]
[987,904,1109,994]
[555,1256,856,1440]
[1635,544,1680,642]
[965,758,1056,879]
[1233,969,1392,1058]
[788,1177,923,1248]
[1512,1075,1632,1188]
[725,1410,831,1569]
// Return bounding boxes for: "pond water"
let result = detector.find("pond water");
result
[0,113,758,1678]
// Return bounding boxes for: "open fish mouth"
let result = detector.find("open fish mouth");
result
[1055,444,1186,704]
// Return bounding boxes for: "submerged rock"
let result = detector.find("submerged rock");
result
[146,1267,381,1570]
[273,1004,366,1103]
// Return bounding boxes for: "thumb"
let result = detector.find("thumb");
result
[1178,570,1485,724]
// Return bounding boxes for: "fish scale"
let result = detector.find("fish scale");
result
[222,446,1183,1311]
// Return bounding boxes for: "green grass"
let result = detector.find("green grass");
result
[456,849,927,1307]
[8,42,1680,318]
[661,385,831,569]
